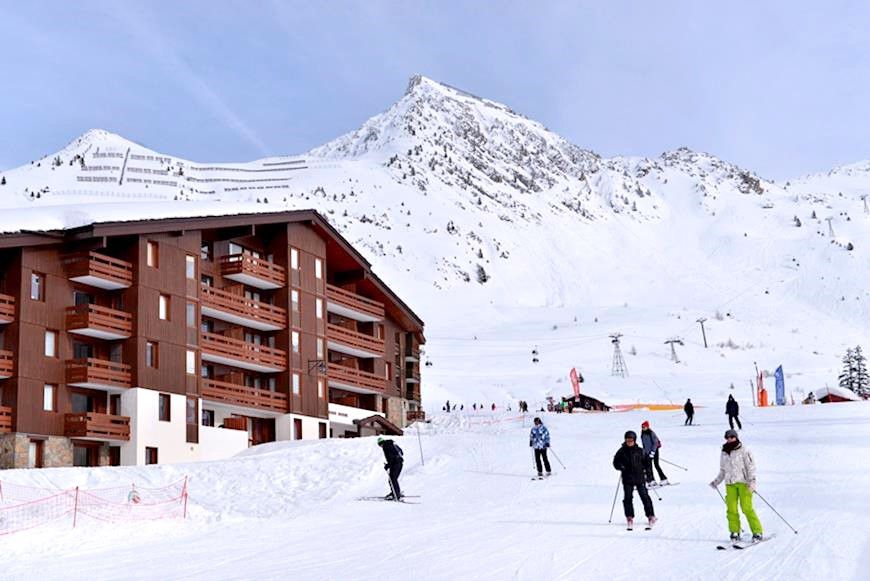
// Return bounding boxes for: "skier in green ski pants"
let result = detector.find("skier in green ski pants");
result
[709,429,764,542]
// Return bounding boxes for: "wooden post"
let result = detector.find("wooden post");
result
[415,424,424,466]
[182,476,189,519]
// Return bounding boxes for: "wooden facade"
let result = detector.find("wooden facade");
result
[0,210,424,467]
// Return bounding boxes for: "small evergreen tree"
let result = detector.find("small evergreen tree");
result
[0,176,5,185]
[855,346,869,398]
[839,348,856,392]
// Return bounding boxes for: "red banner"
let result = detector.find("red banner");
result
[569,368,581,397]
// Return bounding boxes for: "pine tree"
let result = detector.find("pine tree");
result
[839,348,856,392]
[854,346,869,398]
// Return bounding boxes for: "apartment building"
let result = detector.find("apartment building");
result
[0,210,424,468]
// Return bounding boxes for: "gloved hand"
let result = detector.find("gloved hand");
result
[545,443,549,448]
[649,453,655,459]
[384,463,389,471]
[529,442,533,447]
[749,481,757,492]
[709,481,717,489]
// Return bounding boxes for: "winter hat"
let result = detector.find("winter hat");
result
[377,437,385,446]
[533,417,542,424]
[624,430,637,440]
[641,421,650,429]
[724,429,739,440]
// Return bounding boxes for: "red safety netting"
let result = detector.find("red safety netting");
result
[0,477,188,536]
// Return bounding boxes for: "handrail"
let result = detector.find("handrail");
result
[65,358,132,387]
[219,253,286,286]
[201,332,287,369]
[200,284,286,326]
[326,284,384,318]
[0,293,14,320]
[66,303,132,335]
[327,363,386,392]
[201,378,288,412]
[327,323,385,355]
[65,251,133,285]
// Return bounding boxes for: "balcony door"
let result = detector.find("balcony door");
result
[71,392,96,414]
[73,291,94,306]
[73,341,94,360]
[250,417,275,446]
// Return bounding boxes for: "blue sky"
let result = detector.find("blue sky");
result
[1,1,868,179]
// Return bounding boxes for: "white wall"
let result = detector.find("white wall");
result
[198,425,248,462]
[276,413,327,441]
[120,389,194,466]
[328,403,383,438]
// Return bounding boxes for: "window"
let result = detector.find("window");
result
[146,341,159,368]
[201,274,213,287]
[290,248,299,270]
[315,298,323,319]
[185,255,196,279]
[44,330,58,357]
[186,302,196,328]
[159,294,170,320]
[319,423,327,439]
[73,291,93,306]
[200,241,213,261]
[292,373,300,395]
[201,409,215,427]
[43,384,56,411]
[316,337,324,359]
[158,394,171,422]
[186,350,196,374]
[145,447,159,465]
[229,242,244,255]
[30,272,45,301]
[147,241,159,268]
[385,362,391,380]
[73,341,92,359]
[267,377,277,391]
[318,379,324,399]
[291,331,300,354]
[291,290,299,312]
[294,418,302,440]
[186,397,197,424]
[314,258,322,279]
[109,343,123,363]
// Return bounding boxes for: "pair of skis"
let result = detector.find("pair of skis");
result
[531,473,555,481]
[356,495,420,504]
[716,533,774,550]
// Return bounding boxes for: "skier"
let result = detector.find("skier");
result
[491,403,496,412]
[640,421,668,486]
[377,436,404,500]
[726,395,742,430]
[529,417,552,478]
[445,400,451,413]
[709,429,763,542]
[613,430,656,530]
[684,398,695,425]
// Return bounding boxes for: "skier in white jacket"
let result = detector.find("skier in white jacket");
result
[709,429,764,542]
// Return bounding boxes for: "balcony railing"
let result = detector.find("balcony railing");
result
[200,284,286,331]
[66,303,132,340]
[326,284,384,322]
[0,350,13,378]
[65,358,132,390]
[405,346,420,362]
[220,254,286,290]
[201,332,287,373]
[64,412,130,441]
[0,406,12,433]
[406,410,426,423]
[405,369,421,384]
[327,363,386,394]
[201,378,288,413]
[0,293,14,324]
[326,323,385,358]
[65,251,133,290]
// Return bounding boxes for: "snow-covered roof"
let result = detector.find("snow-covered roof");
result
[813,386,863,401]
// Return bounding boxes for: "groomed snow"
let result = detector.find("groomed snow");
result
[2,402,869,580]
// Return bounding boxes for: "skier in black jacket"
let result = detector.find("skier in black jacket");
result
[726,395,742,430]
[613,430,656,529]
[378,437,404,500]
[684,398,695,426]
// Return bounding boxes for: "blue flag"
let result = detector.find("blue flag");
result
[774,365,785,406]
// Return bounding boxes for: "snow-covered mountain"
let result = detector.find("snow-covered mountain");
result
[1,75,867,408]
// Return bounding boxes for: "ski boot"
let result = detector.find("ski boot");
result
[626,517,634,531]
[730,533,741,542]
[647,516,657,528]
[752,534,763,543]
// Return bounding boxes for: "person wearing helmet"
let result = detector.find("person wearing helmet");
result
[640,420,668,486]
[709,429,763,542]
[613,430,656,530]
[377,436,404,500]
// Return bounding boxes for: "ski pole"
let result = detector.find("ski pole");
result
[416,423,425,466]
[549,447,567,470]
[660,458,688,471]
[649,483,662,502]
[608,475,622,523]
[386,469,400,502]
[755,491,798,534]
[713,485,742,534]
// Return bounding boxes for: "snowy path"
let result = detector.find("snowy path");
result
[2,403,869,580]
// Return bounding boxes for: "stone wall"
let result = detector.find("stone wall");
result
[385,396,408,429]
[0,433,73,469]
[44,436,73,467]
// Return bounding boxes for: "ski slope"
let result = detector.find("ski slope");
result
[2,402,869,580]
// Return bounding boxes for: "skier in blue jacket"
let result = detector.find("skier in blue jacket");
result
[529,417,552,478]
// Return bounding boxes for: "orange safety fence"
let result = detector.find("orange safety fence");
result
[0,477,188,536]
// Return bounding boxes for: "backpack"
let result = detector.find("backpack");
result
[395,444,404,459]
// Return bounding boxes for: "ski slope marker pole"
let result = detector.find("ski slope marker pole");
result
[549,447,567,470]
[416,423,425,466]
[755,491,798,534]
[608,475,621,523]
[660,458,688,471]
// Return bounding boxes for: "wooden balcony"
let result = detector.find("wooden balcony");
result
[65,358,132,391]
[406,386,422,402]
[0,406,12,433]
[64,412,130,441]
[66,251,133,290]
[327,363,386,395]
[326,284,384,322]
[406,410,426,423]
[201,378,288,413]
[66,303,132,340]
[326,323,385,359]
[0,293,14,324]
[405,346,420,362]
[201,332,286,373]
[200,284,286,331]
[220,254,285,290]
[405,368,421,384]
[0,349,13,379]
